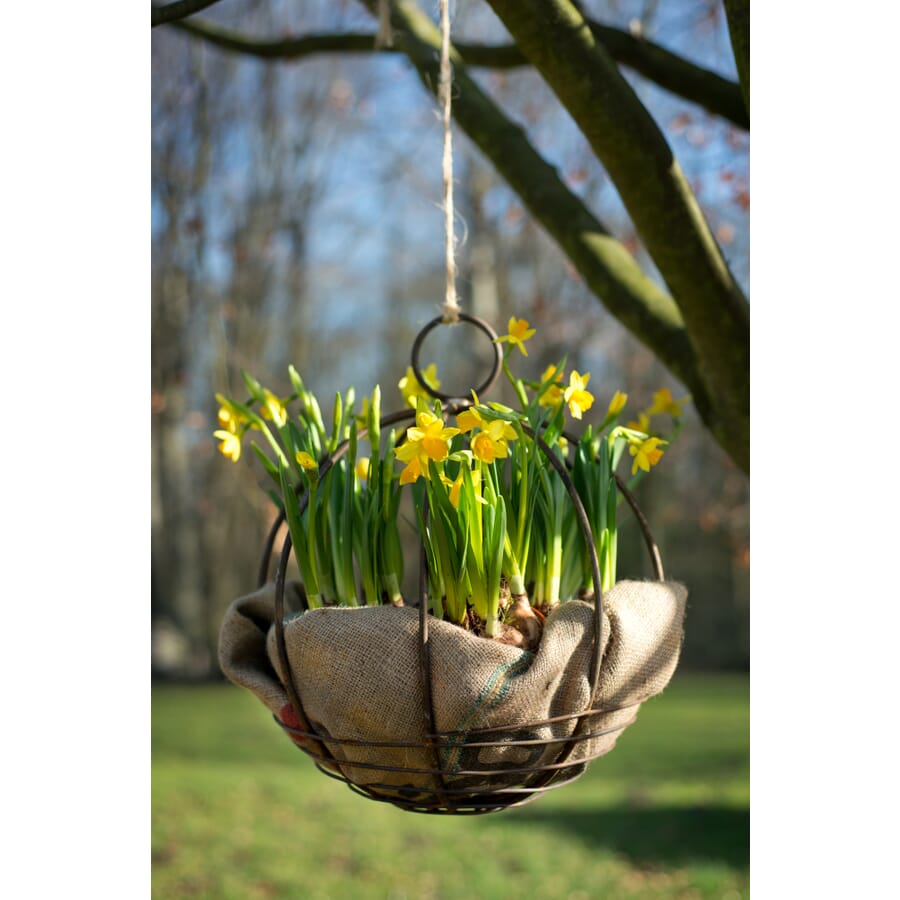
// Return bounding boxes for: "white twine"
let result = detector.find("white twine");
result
[438,0,460,324]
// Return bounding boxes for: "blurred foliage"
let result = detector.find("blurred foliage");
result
[151,0,749,676]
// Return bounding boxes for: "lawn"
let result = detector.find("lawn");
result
[152,672,749,899]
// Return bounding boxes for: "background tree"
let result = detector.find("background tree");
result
[155,0,749,471]
[151,0,749,675]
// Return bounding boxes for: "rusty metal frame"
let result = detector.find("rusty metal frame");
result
[261,314,666,814]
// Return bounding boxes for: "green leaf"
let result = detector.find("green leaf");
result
[250,442,281,485]
[368,385,381,455]
[481,403,526,424]
[287,365,306,398]
[611,434,627,472]
[241,369,265,403]
[329,392,343,453]
[279,462,314,595]
[265,489,284,513]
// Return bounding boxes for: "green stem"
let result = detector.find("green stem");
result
[502,357,531,410]
[306,479,320,600]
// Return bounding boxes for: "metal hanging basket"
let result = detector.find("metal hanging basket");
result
[239,314,678,816]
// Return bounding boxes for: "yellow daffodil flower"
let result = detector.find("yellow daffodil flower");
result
[626,412,653,435]
[439,471,457,503]
[646,388,688,418]
[538,365,564,409]
[296,451,318,472]
[406,410,460,462]
[494,316,536,356]
[355,457,370,481]
[456,391,487,433]
[394,439,432,485]
[394,411,459,483]
[456,406,484,434]
[564,370,594,420]
[261,389,288,428]
[441,468,488,510]
[398,364,441,408]
[214,426,242,462]
[628,436,667,475]
[471,419,517,464]
[448,475,464,509]
[215,394,248,429]
[606,390,627,417]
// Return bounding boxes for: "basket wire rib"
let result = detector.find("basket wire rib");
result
[262,314,665,815]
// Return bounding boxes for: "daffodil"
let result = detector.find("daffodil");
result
[456,405,484,434]
[564,370,594,420]
[355,457,370,481]
[216,393,249,429]
[395,444,426,485]
[628,436,668,475]
[214,424,242,462]
[296,451,318,472]
[471,419,517,464]
[261,389,288,427]
[394,410,459,484]
[494,316,536,356]
[400,456,425,486]
[441,468,488,510]
[406,410,460,462]
[398,364,441,408]
[646,388,688,418]
[538,365,564,409]
[626,412,653,435]
[456,391,489,433]
[606,391,627,417]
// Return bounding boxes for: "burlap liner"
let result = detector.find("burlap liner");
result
[218,580,687,800]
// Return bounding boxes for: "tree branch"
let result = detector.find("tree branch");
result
[162,15,747,128]
[586,18,747,128]
[151,0,224,28]
[156,0,748,471]
[723,0,750,115]
[349,0,712,421]
[485,0,748,472]
[168,21,405,60]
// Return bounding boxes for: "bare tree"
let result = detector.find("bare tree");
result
[153,0,750,474]
[152,6,348,671]
[151,0,750,674]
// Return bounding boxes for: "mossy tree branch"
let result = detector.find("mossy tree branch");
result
[164,14,747,128]
[723,0,750,115]
[484,0,748,472]
[151,0,223,28]
[586,17,747,128]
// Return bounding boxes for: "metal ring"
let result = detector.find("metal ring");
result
[410,313,502,402]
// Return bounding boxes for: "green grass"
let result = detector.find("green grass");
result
[152,673,748,899]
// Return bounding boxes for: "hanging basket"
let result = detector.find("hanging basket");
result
[217,314,687,815]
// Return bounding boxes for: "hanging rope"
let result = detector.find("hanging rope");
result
[438,0,460,324]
